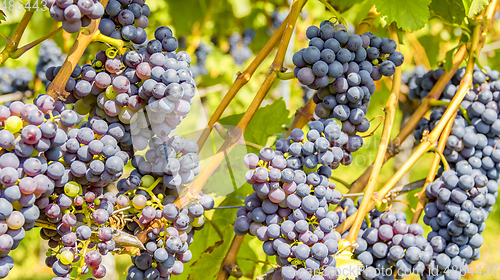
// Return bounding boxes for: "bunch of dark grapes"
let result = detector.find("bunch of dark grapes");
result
[409,66,500,280]
[99,0,150,44]
[45,0,105,33]
[350,210,433,280]
[0,67,33,94]
[269,9,288,32]
[293,21,403,139]
[191,42,211,77]
[236,125,355,279]
[228,29,255,65]
[35,40,66,85]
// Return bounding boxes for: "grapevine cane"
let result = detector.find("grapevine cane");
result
[0,11,34,65]
[9,26,63,59]
[345,22,401,244]
[196,2,307,150]
[46,0,109,100]
[411,110,458,224]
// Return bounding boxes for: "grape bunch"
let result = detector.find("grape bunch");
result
[45,0,105,33]
[0,95,74,278]
[104,137,212,279]
[228,29,255,65]
[293,21,403,128]
[414,66,500,141]
[269,9,288,32]
[236,136,351,279]
[35,40,66,85]
[45,25,196,149]
[351,210,433,279]
[190,42,211,77]
[0,67,33,94]
[410,66,500,279]
[99,0,151,44]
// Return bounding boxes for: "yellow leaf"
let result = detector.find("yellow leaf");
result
[335,249,363,280]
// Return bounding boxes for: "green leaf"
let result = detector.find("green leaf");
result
[463,0,489,18]
[430,0,466,23]
[219,98,292,147]
[373,0,432,31]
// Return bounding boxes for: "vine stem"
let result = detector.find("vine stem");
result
[216,235,245,280]
[10,26,63,59]
[0,11,34,65]
[411,111,457,223]
[195,4,302,150]
[336,17,487,234]
[283,7,382,138]
[344,44,468,196]
[345,23,401,244]
[46,0,109,100]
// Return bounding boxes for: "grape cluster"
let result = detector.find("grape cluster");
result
[105,136,212,279]
[293,22,403,129]
[0,96,72,278]
[351,210,433,279]
[294,21,403,89]
[411,66,500,279]
[45,0,105,33]
[45,26,196,149]
[269,9,287,31]
[236,136,349,279]
[414,66,500,140]
[0,67,33,94]
[228,29,255,65]
[99,0,150,44]
[190,42,211,77]
[35,40,66,85]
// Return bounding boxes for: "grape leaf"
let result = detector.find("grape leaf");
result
[219,98,291,147]
[373,0,432,31]
[430,0,466,23]
[463,0,489,18]
[335,250,363,280]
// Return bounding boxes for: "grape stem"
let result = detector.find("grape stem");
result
[0,11,34,65]
[10,26,63,59]
[244,141,265,151]
[430,146,451,171]
[276,70,295,80]
[428,98,471,124]
[92,31,131,54]
[317,0,348,27]
[345,22,402,244]
[411,111,457,223]
[46,0,110,100]
[354,5,378,34]
[343,44,468,196]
